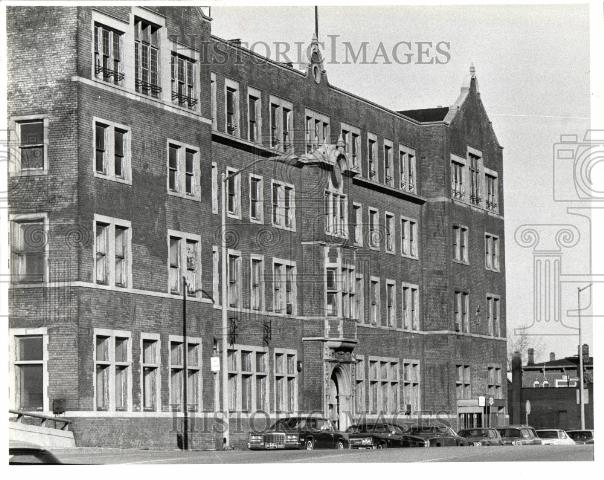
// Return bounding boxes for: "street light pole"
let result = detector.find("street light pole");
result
[577,283,591,431]
[182,276,189,450]
[220,172,229,449]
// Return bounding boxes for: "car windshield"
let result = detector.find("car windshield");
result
[537,431,559,439]
[271,418,304,430]
[346,425,360,433]
[499,429,521,438]
[459,429,488,438]
[567,431,593,441]
[387,425,405,434]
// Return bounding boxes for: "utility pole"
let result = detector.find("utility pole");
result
[182,276,188,450]
[577,283,591,430]
[220,172,229,449]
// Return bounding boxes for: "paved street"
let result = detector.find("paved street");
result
[51,445,593,464]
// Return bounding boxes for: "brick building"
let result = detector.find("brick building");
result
[7,6,507,448]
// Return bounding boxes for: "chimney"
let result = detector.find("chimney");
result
[582,344,589,360]
[511,351,523,424]
[550,352,556,361]
[527,348,535,365]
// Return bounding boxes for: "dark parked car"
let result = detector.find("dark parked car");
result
[9,441,62,465]
[496,425,542,446]
[248,416,359,450]
[402,424,470,446]
[566,429,594,445]
[346,422,429,449]
[458,428,503,446]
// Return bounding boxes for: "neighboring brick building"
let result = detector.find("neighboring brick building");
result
[8,6,507,448]
[508,347,594,430]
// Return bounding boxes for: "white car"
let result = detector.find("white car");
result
[536,429,576,445]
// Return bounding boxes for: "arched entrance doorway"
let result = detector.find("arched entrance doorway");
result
[328,366,352,431]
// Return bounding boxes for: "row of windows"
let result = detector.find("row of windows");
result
[452,225,501,271]
[455,364,503,400]
[451,151,499,213]
[211,75,418,193]
[453,291,502,337]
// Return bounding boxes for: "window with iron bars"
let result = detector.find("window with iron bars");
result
[94,23,125,85]
[171,52,197,109]
[134,18,161,97]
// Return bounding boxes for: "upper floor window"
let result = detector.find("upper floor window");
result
[384,141,394,187]
[454,290,469,333]
[249,174,264,223]
[487,366,503,399]
[468,149,482,205]
[399,146,416,193]
[368,208,380,249]
[401,217,418,259]
[95,118,131,183]
[273,259,296,315]
[226,168,241,218]
[341,124,360,171]
[134,17,161,97]
[456,364,471,399]
[11,117,48,175]
[453,224,469,264]
[10,215,47,284]
[227,251,242,308]
[167,141,200,199]
[485,169,499,212]
[305,110,329,153]
[272,181,295,230]
[171,52,197,109]
[367,134,377,180]
[451,156,465,199]
[370,277,380,325]
[94,23,124,85]
[485,233,500,271]
[225,79,240,136]
[402,283,420,331]
[386,280,396,327]
[168,230,201,297]
[324,185,347,238]
[487,294,501,337]
[210,73,217,130]
[250,256,264,311]
[248,88,262,144]
[95,215,131,288]
[385,212,395,253]
[353,203,363,246]
[342,265,355,320]
[270,97,293,152]
[326,267,339,317]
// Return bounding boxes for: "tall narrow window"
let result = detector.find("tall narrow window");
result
[94,120,130,181]
[386,281,396,327]
[368,136,377,179]
[95,123,107,174]
[94,23,124,85]
[401,218,419,258]
[370,278,380,325]
[167,142,199,198]
[485,233,500,271]
[168,145,179,192]
[93,217,131,287]
[168,231,200,297]
[169,338,201,411]
[226,168,241,217]
[326,267,338,317]
[384,143,393,186]
[184,149,195,195]
[169,236,181,294]
[270,97,294,151]
[385,213,395,253]
[485,173,498,211]
[211,163,218,214]
[135,18,161,97]
[355,357,366,413]
[11,219,46,284]
[451,158,465,199]
[228,253,241,308]
[249,175,263,222]
[305,110,329,153]
[14,335,44,411]
[403,361,420,413]
[95,331,131,411]
[142,338,159,411]
[248,93,260,143]
[369,208,379,249]
[469,152,481,205]
[274,350,298,413]
[171,53,197,109]
[250,257,263,311]
[225,80,240,136]
[453,225,469,263]
[114,226,127,287]
[355,274,364,323]
[211,73,217,130]
[353,203,363,246]
[95,222,109,285]
[272,181,295,230]
[400,147,417,193]
[454,291,470,333]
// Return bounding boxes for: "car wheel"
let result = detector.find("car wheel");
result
[377,442,387,449]
[306,439,315,450]
[336,440,345,450]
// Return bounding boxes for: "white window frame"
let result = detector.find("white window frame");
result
[211,72,217,130]
[94,214,132,289]
[273,348,298,414]
[212,245,220,305]
[485,233,501,272]
[91,12,126,87]
[250,254,265,311]
[383,139,394,187]
[249,174,264,224]
[484,168,499,213]
[140,332,161,412]
[93,117,132,184]
[93,328,133,412]
[227,248,242,308]
[227,345,270,413]
[305,109,330,153]
[247,87,262,144]
[9,213,49,285]
[355,355,366,414]
[270,96,294,151]
[341,264,355,320]
[271,179,296,231]
[170,42,199,110]
[272,258,297,315]
[370,276,381,326]
[487,364,503,399]
[167,229,202,297]
[211,162,219,214]
[385,279,396,327]
[400,216,419,259]
[355,273,365,323]
[325,264,340,318]
[467,146,484,207]
[401,282,420,331]
[368,207,380,250]
[453,224,469,264]
[451,154,466,200]
[385,211,396,254]
[367,132,378,181]
[455,364,471,400]
[399,144,417,193]
[9,115,49,176]
[368,356,400,415]
[168,334,202,412]
[166,139,200,200]
[226,167,242,219]
[9,327,49,412]
[340,123,361,171]
[454,291,470,333]
[353,202,363,246]
[402,359,421,413]
[325,180,348,239]
[225,78,240,137]
[487,293,501,337]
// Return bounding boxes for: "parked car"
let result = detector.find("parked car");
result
[9,441,62,465]
[457,428,504,446]
[566,429,594,445]
[402,424,470,446]
[248,416,357,450]
[346,422,429,449]
[496,425,542,445]
[536,429,576,445]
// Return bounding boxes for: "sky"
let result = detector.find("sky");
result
[210,4,593,362]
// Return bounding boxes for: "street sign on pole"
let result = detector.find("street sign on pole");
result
[525,399,531,415]
[478,395,486,407]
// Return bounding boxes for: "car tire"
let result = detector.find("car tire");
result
[336,440,345,450]
[306,439,315,450]
[377,443,387,449]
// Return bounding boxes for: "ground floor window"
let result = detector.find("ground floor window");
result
[11,330,47,411]
[368,356,399,414]
[169,335,202,411]
[94,329,132,411]
[402,360,420,413]
[228,345,269,412]
[274,349,297,413]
